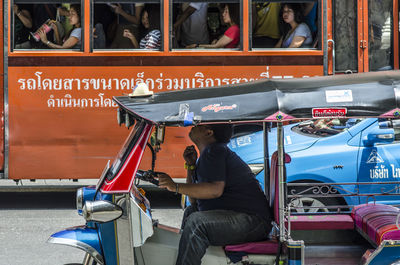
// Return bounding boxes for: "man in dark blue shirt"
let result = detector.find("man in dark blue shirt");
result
[159,124,272,265]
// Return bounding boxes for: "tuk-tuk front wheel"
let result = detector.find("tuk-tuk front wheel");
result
[64,253,97,265]
[64,261,97,265]
[64,262,97,265]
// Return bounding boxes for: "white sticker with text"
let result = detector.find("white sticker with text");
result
[325,90,353,103]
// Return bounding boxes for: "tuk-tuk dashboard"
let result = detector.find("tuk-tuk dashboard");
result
[130,186,152,218]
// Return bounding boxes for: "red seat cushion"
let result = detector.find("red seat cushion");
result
[289,214,354,230]
[352,204,400,246]
[225,240,279,255]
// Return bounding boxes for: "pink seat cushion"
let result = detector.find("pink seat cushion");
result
[352,204,399,229]
[225,240,279,254]
[289,214,354,230]
[352,204,400,246]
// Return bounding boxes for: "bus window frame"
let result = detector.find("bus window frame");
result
[91,0,164,52]
[248,0,320,51]
[8,0,324,56]
[10,0,85,52]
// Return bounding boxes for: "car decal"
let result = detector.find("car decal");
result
[367,150,385,163]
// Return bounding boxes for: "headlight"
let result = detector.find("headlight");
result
[76,188,84,214]
[83,200,123,223]
[248,163,264,175]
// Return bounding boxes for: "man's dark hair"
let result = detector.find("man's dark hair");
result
[209,124,233,143]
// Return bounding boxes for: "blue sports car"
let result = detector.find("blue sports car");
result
[228,118,400,211]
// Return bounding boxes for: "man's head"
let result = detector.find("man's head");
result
[189,124,233,146]
[208,124,233,143]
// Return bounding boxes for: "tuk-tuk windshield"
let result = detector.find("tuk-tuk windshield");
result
[106,120,148,181]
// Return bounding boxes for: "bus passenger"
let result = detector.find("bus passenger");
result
[122,6,161,50]
[158,124,272,265]
[173,3,209,48]
[38,5,81,49]
[93,23,106,49]
[303,2,318,35]
[275,3,312,48]
[14,4,33,49]
[186,4,239,49]
[252,2,281,48]
[110,3,144,49]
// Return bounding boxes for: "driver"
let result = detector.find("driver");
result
[158,124,272,265]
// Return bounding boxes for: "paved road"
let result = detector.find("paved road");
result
[0,189,183,265]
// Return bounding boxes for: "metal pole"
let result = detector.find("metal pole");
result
[277,123,286,241]
[323,0,329,75]
[263,122,270,201]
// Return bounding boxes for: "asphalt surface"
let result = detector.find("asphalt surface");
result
[0,189,183,265]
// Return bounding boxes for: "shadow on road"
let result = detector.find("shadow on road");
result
[0,189,181,210]
[143,188,181,209]
[0,192,77,209]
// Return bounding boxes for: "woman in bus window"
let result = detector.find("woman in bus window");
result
[186,4,239,49]
[38,4,81,49]
[122,6,161,50]
[275,3,312,48]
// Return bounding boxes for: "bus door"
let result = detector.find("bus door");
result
[331,0,398,74]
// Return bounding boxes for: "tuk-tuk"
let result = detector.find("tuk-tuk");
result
[48,70,400,265]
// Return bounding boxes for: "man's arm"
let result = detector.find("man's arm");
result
[114,4,143,25]
[303,3,315,16]
[179,181,225,199]
[159,173,225,199]
[173,6,196,30]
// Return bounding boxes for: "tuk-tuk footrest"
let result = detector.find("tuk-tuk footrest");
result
[289,214,354,230]
[224,239,279,255]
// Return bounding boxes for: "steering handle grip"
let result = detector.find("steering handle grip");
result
[136,170,159,186]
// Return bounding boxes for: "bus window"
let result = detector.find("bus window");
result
[334,0,357,72]
[172,1,241,50]
[12,2,82,50]
[368,0,393,71]
[93,1,162,50]
[251,1,318,49]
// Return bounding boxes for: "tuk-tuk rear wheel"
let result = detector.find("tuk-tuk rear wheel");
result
[289,196,339,213]
[288,184,346,213]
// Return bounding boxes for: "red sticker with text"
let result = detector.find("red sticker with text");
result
[312,108,347,118]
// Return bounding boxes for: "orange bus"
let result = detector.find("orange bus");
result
[2,0,399,181]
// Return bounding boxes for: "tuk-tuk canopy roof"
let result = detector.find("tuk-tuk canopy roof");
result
[114,71,400,126]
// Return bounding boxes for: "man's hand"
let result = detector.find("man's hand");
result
[158,173,176,192]
[183,145,197,166]
[13,4,19,15]
[114,4,124,15]
[38,28,48,43]
[123,29,134,40]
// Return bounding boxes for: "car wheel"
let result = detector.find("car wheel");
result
[288,185,344,213]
